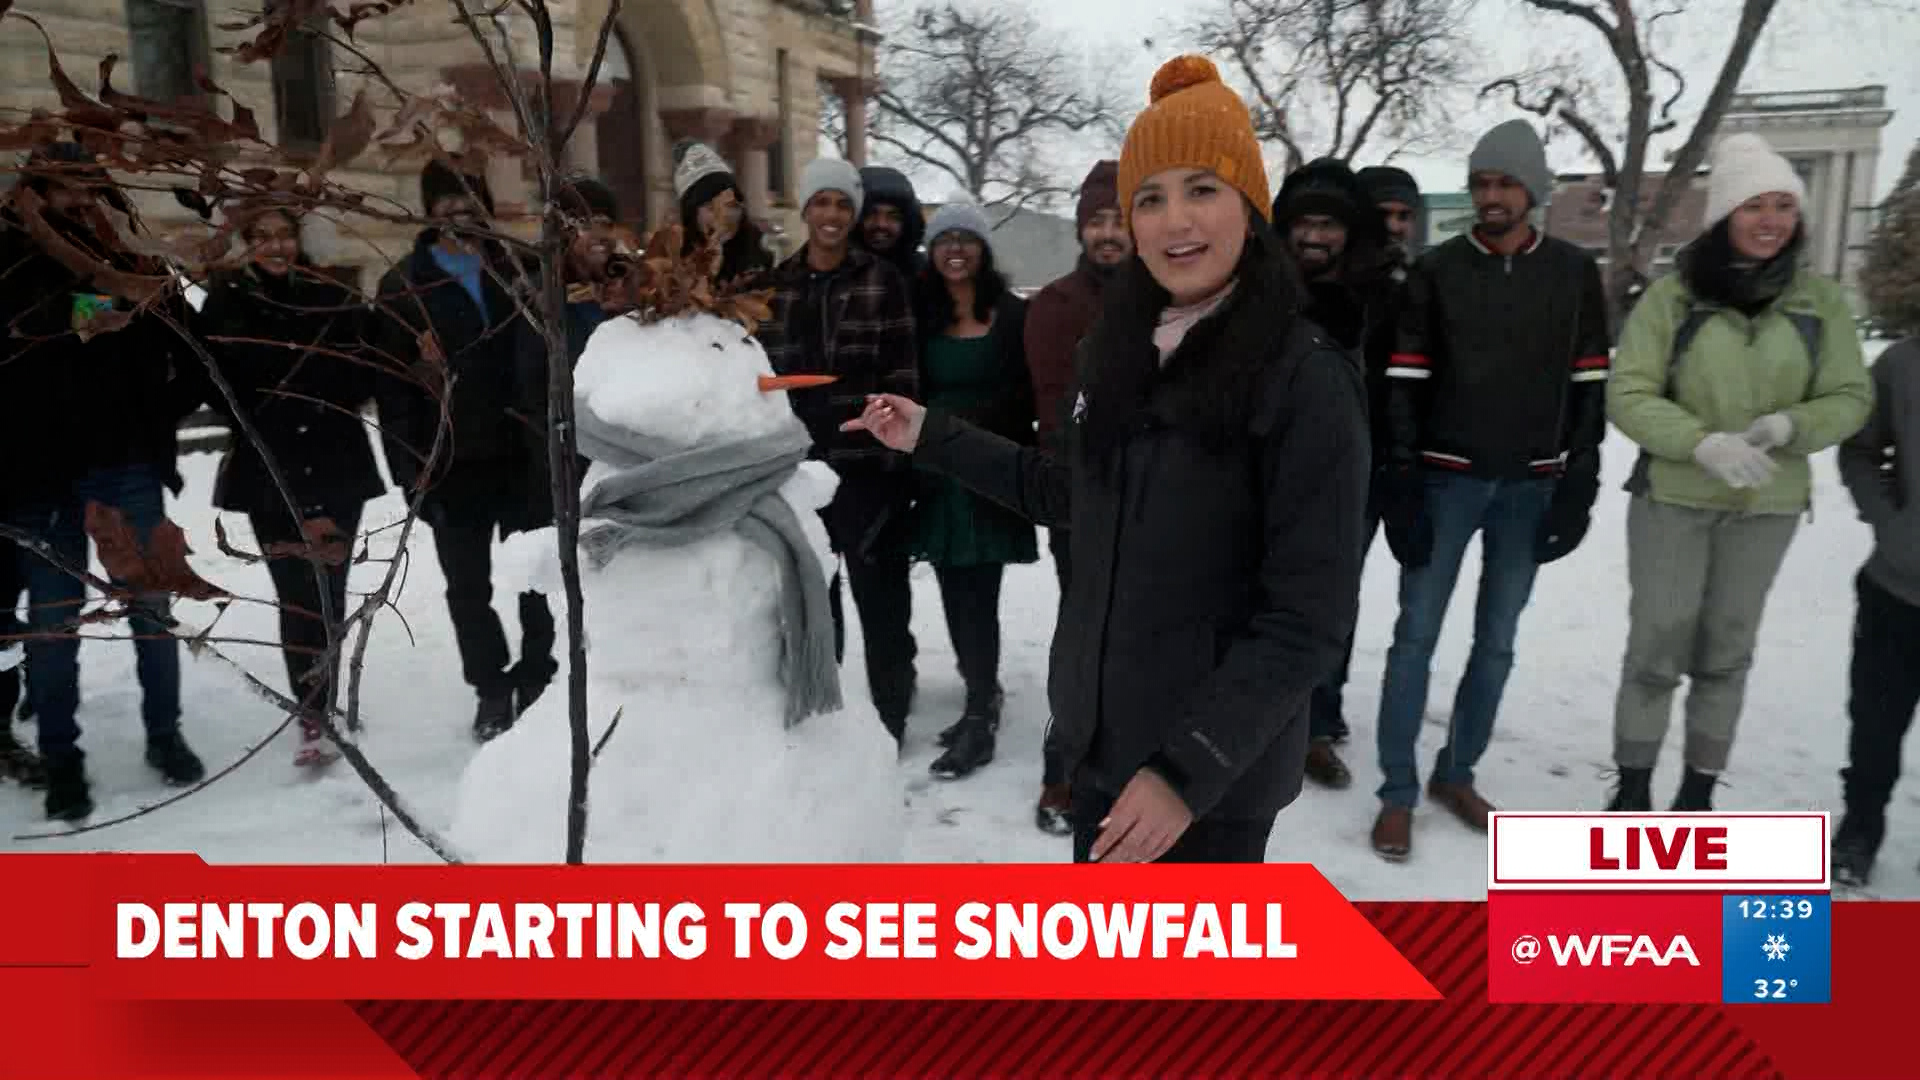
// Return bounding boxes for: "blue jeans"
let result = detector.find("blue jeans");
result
[1375,472,1553,807]
[9,464,181,762]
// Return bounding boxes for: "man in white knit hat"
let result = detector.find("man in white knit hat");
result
[1604,130,1872,814]
[752,157,923,745]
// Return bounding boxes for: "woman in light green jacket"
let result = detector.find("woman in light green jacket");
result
[1605,133,1872,812]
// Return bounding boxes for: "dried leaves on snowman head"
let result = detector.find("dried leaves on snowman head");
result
[614,224,775,333]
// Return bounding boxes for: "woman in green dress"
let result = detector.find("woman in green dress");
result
[912,202,1039,780]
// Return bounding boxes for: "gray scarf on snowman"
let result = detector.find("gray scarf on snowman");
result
[574,407,843,727]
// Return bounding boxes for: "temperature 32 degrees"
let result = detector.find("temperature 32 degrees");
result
[1721,895,1831,1004]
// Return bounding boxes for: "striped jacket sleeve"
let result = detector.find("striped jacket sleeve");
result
[1382,255,1437,465]
[1563,254,1613,460]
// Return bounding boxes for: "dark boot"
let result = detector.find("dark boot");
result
[1670,766,1719,812]
[872,665,915,743]
[1035,782,1072,835]
[0,724,46,788]
[473,689,517,744]
[145,732,206,785]
[1832,812,1883,888]
[1304,739,1352,789]
[1606,767,1653,812]
[930,688,1000,780]
[44,753,92,821]
[510,591,559,715]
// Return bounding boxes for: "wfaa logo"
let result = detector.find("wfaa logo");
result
[1490,893,1722,1003]
[1508,931,1700,969]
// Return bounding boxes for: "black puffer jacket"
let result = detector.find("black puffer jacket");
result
[0,207,199,504]
[911,232,1370,821]
[372,232,543,529]
[193,264,385,517]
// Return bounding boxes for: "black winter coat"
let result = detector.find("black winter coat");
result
[372,233,542,530]
[0,208,200,504]
[912,248,1370,822]
[193,265,384,518]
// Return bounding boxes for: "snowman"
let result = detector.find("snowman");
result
[448,279,905,863]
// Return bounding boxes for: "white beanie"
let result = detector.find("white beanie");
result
[1705,133,1806,227]
[672,140,732,201]
[800,156,863,217]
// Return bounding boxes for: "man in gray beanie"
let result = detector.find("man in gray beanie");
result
[1367,117,1612,863]
[753,156,921,744]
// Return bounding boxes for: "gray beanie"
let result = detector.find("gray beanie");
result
[924,201,993,249]
[1468,119,1552,208]
[800,156,863,216]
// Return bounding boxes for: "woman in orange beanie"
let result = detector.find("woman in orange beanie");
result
[844,56,1370,863]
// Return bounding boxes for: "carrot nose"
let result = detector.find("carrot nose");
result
[758,374,838,393]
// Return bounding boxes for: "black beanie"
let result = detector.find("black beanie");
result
[1356,165,1421,209]
[1273,157,1365,230]
[421,157,495,216]
[558,174,619,220]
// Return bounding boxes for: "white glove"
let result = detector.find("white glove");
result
[1743,412,1794,451]
[1693,432,1780,489]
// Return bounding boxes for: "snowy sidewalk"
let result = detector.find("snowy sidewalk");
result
[1,419,1909,899]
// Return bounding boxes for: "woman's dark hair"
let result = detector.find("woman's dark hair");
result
[916,237,1008,333]
[1077,194,1303,465]
[1678,216,1807,316]
[678,179,769,284]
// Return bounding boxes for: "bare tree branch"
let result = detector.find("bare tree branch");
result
[869,2,1121,210]
[1192,0,1473,169]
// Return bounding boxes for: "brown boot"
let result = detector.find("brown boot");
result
[1427,779,1495,832]
[1371,805,1413,862]
[1304,739,1352,789]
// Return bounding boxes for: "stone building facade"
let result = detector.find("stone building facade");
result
[0,0,876,278]
[1545,171,1710,278]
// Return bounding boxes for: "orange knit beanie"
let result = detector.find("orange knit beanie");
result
[1117,56,1272,227]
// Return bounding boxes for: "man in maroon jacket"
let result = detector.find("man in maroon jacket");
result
[1019,159,1131,834]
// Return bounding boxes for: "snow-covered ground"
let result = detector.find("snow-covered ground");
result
[2,340,1909,900]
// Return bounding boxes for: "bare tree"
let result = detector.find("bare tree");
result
[1481,0,1782,307]
[0,0,681,864]
[1192,0,1475,174]
[868,1,1122,214]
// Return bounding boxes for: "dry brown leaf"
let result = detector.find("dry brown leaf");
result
[212,517,264,564]
[11,187,173,304]
[145,520,228,601]
[86,501,147,586]
[85,503,229,601]
[311,90,375,175]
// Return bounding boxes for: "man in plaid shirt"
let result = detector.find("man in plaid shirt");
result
[754,158,921,744]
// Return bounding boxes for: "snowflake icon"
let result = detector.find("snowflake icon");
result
[1762,934,1791,962]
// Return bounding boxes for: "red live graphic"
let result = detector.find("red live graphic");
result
[1487,892,1723,1003]
[0,855,1439,1001]
[1590,825,1728,871]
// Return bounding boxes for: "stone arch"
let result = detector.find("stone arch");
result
[609,0,731,101]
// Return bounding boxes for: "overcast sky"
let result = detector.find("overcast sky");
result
[877,0,1920,205]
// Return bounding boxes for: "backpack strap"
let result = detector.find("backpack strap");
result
[1786,310,1824,396]
[1663,305,1718,399]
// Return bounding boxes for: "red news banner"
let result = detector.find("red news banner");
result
[0,857,1438,1001]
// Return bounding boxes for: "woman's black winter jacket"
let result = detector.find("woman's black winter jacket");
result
[192,265,384,518]
[912,244,1370,822]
